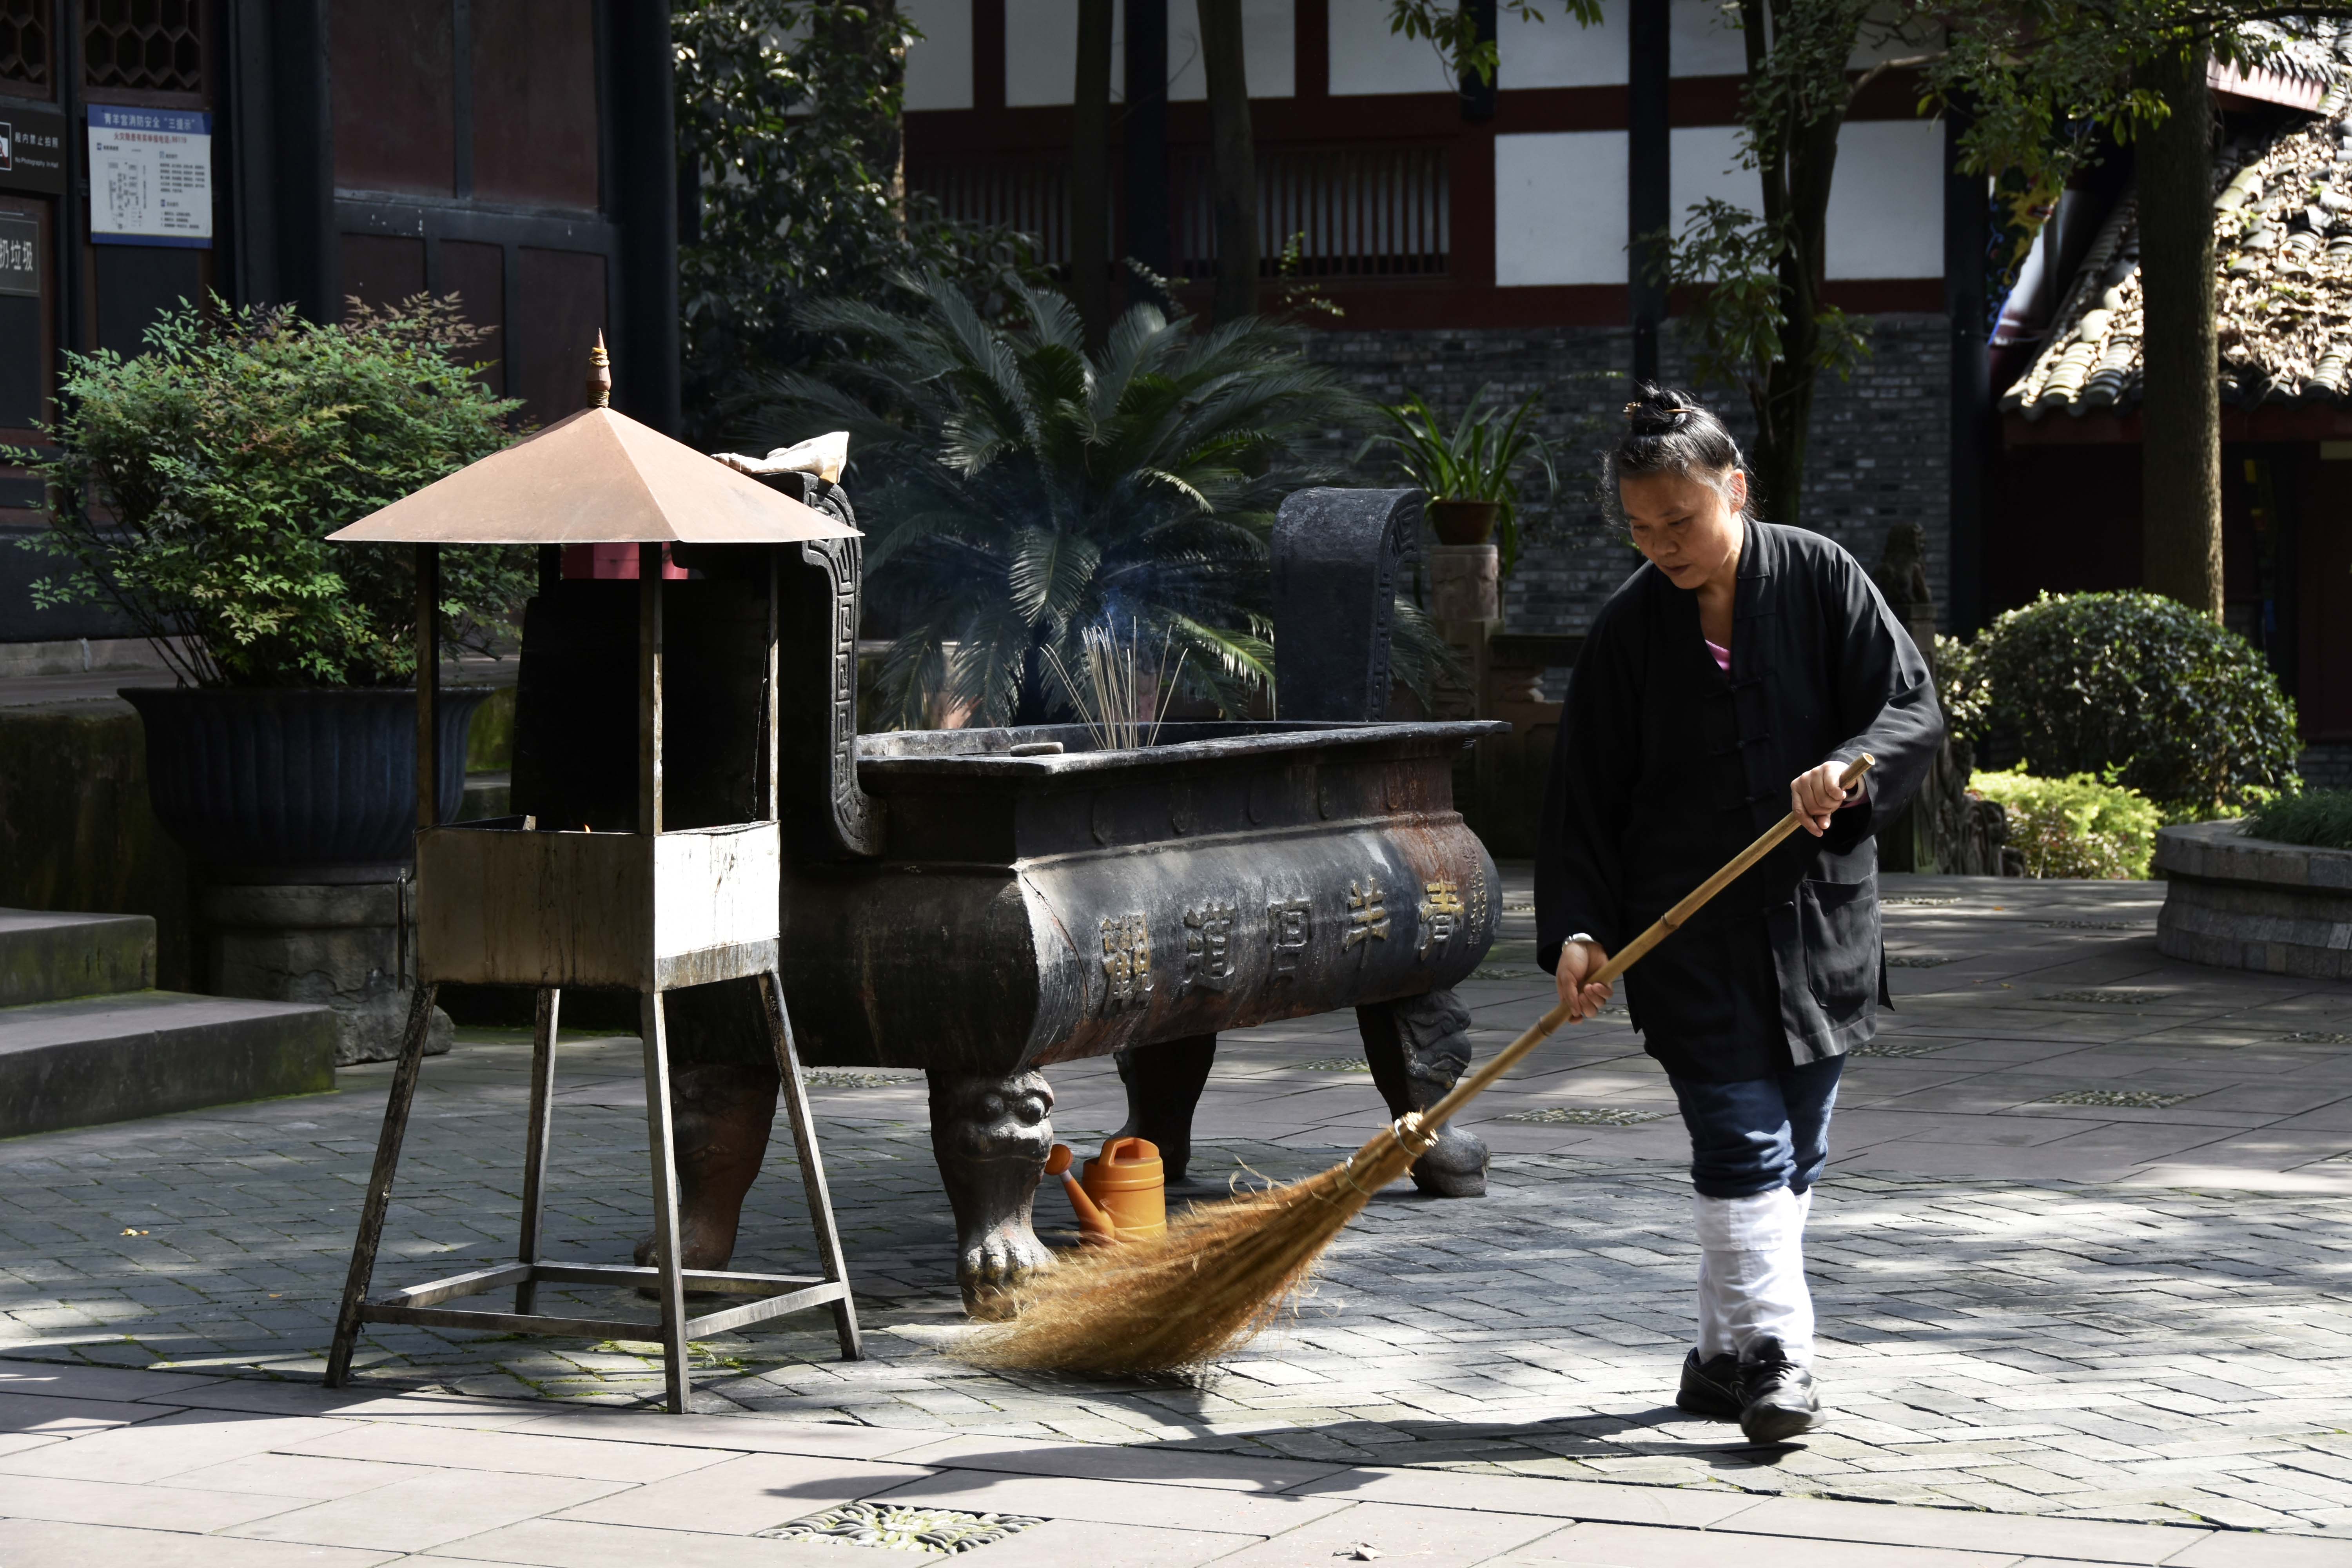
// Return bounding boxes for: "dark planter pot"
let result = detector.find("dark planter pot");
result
[123,686,492,878]
[1427,499,1501,545]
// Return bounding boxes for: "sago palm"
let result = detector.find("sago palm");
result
[740,270,1381,729]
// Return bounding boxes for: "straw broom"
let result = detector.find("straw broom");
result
[958,754,1877,1376]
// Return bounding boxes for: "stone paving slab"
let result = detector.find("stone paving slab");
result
[5,873,2352,1550]
[7,1361,2340,1565]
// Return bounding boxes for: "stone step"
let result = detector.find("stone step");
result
[0,990,336,1140]
[0,907,156,1008]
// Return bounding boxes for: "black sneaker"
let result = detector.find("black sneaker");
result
[1675,1348,1744,1419]
[1737,1337,1821,1443]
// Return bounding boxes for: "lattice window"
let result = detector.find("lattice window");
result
[1181,145,1452,281]
[911,158,1072,267]
[84,0,201,94]
[912,143,1450,283]
[2,0,52,88]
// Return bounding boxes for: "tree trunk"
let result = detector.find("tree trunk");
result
[1198,0,1259,323]
[2137,40,2224,617]
[1071,0,1115,344]
[818,0,907,231]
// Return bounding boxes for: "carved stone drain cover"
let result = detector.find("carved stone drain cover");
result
[2038,1089,2197,1109]
[1851,1040,1951,1057]
[2282,1032,2352,1044]
[759,1502,1047,1554]
[801,1070,924,1089]
[1501,1106,1670,1125]
[1883,896,1961,906]
[1299,1057,1372,1071]
[2038,989,2168,1005]
[1886,954,1956,967]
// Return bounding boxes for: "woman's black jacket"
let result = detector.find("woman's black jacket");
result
[1534,520,1944,1083]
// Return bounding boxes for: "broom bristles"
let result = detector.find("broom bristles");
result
[957,1117,1430,1375]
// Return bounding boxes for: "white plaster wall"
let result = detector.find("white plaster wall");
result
[1673,0,1748,76]
[1495,130,1627,286]
[1668,123,1755,232]
[1170,0,1295,99]
[1329,0,1445,94]
[905,0,976,110]
[1497,0,1624,88]
[1006,0,1087,105]
[1666,1,1925,74]
[1824,116,1944,278]
[1008,0,1292,106]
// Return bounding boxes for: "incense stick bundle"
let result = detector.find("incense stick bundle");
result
[958,754,1876,1376]
[1045,622,1186,751]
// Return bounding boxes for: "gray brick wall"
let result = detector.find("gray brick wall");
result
[1303,313,1954,638]
[2298,745,2352,791]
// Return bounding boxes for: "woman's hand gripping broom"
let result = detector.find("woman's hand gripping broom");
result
[957,755,1878,1376]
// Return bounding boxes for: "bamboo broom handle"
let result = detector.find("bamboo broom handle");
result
[1416,753,1877,1136]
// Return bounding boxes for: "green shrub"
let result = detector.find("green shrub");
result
[1970,767,2162,879]
[1954,591,2299,818]
[13,296,527,688]
[2245,790,2352,851]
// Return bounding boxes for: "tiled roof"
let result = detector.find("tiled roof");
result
[2004,45,2352,420]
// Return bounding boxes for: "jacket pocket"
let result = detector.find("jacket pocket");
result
[1797,877,1878,1017]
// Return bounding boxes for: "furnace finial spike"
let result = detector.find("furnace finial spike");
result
[587,332,612,410]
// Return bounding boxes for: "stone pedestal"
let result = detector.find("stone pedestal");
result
[198,880,453,1065]
[2156,822,2352,979]
[1428,542,1501,628]
[1429,543,1501,816]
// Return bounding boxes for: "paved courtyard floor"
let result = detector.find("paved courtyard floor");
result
[7,869,2352,1563]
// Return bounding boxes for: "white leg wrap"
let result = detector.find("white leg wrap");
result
[1693,1187,1813,1364]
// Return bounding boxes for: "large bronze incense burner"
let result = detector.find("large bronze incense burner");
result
[738,480,1508,1311]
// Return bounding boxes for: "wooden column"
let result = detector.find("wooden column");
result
[1628,0,1670,386]
[639,548,664,837]
[416,543,441,830]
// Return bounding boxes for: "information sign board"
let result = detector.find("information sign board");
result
[88,106,212,247]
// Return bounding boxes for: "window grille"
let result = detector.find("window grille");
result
[911,142,1450,282]
[912,158,1072,267]
[2,0,50,87]
[84,0,201,94]
[1180,144,1450,279]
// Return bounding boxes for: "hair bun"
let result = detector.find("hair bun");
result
[1623,391,1693,436]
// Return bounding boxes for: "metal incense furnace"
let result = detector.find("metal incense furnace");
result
[319,353,864,1414]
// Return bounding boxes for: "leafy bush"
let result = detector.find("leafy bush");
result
[1359,385,1558,576]
[672,0,1041,430]
[1970,767,2161,879]
[2245,790,2352,851]
[1935,630,1991,739]
[742,271,1392,728]
[13,297,526,688]
[1955,591,2299,817]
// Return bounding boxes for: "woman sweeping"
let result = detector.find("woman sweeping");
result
[1538,387,1943,1443]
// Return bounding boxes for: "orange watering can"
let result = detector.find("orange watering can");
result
[1046,1136,1167,1244]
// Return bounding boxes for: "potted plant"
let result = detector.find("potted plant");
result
[1361,385,1559,576]
[12,296,528,873]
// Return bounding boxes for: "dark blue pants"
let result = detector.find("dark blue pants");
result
[1668,1055,1844,1199]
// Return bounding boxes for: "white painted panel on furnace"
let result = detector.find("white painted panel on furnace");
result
[1498,0,1624,88]
[1170,0,1296,99]
[905,0,976,110]
[1007,0,1129,104]
[1668,123,1754,230]
[1672,0,1747,76]
[1330,0,1446,95]
[1495,131,1627,286]
[1825,117,1944,278]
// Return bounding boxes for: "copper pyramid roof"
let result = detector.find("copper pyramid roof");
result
[328,406,860,545]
